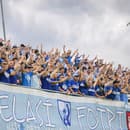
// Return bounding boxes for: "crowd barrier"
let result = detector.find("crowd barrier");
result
[0,83,130,130]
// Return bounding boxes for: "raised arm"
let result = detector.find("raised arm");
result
[71,49,78,58]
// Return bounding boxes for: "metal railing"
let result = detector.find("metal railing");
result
[0,0,6,40]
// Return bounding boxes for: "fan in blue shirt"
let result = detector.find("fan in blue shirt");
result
[22,65,33,88]
[8,60,18,84]
[104,85,114,100]
[8,67,18,84]
[105,80,121,101]
[95,85,105,98]
[79,80,88,95]
[112,80,121,101]
[63,45,78,65]
[47,77,59,91]
[69,73,81,95]
[95,78,105,98]
[41,75,51,90]
[0,62,10,83]
[59,78,70,93]
[87,80,95,97]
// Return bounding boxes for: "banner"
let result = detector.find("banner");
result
[0,83,128,130]
[126,112,130,130]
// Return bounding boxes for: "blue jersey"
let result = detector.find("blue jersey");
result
[0,70,10,83]
[0,58,4,63]
[58,57,64,63]
[95,85,105,96]
[79,80,88,95]
[22,71,33,87]
[112,86,121,101]
[47,77,59,91]
[41,75,51,90]
[59,80,70,91]
[120,93,128,104]
[45,55,50,61]
[74,56,80,66]
[104,86,114,100]
[65,56,72,65]
[70,79,80,92]
[8,68,17,84]
[87,86,95,96]
[57,73,67,79]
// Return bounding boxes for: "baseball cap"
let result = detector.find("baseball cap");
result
[73,72,79,77]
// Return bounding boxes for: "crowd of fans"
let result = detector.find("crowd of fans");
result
[0,38,130,104]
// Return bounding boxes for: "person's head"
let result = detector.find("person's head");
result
[24,64,33,72]
[59,67,65,73]
[66,50,71,56]
[113,80,120,87]
[122,79,128,86]
[82,66,87,72]
[83,58,88,64]
[34,49,39,55]
[1,52,6,59]
[12,58,18,64]
[9,60,15,68]
[87,67,92,74]
[73,66,78,71]
[20,44,25,48]
[114,72,119,77]
[73,73,80,81]
[1,61,8,70]
[98,77,105,85]
[95,61,99,67]
[0,42,3,47]
[12,45,17,49]
[61,53,66,58]
[52,72,58,79]
[59,75,66,81]
[87,80,93,87]
[5,47,10,51]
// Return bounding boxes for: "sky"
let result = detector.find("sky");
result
[0,0,130,68]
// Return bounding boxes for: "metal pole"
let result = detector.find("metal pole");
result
[0,0,6,41]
